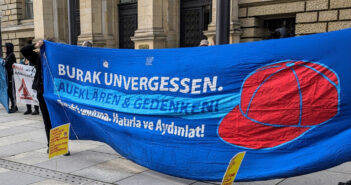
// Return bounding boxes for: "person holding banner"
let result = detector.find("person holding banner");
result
[20,58,40,115]
[20,40,54,154]
[3,43,18,113]
[21,40,70,156]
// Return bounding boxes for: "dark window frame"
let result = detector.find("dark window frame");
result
[24,0,34,19]
[263,16,296,39]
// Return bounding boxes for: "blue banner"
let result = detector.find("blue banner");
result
[0,59,9,112]
[42,28,351,181]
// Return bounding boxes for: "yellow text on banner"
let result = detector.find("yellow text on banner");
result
[221,151,246,185]
[49,123,70,159]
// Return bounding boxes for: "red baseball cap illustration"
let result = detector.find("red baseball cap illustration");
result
[218,61,339,149]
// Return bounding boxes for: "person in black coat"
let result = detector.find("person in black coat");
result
[20,40,70,156]
[21,40,52,151]
[3,43,18,113]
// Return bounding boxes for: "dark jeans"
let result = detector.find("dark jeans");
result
[37,92,52,147]
[7,81,15,108]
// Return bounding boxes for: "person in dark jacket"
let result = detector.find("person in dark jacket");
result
[3,43,18,113]
[20,58,40,115]
[21,40,70,156]
[20,40,52,152]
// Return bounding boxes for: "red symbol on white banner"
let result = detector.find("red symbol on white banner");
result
[18,78,33,100]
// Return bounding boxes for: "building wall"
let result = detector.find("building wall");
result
[2,0,351,55]
[78,0,118,48]
[1,0,34,60]
[238,0,351,42]
[132,0,179,49]
[33,0,69,43]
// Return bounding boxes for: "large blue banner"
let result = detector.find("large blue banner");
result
[42,28,351,181]
[0,59,9,112]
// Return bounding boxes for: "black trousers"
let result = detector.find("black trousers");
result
[26,104,39,111]
[7,81,15,108]
[37,92,52,147]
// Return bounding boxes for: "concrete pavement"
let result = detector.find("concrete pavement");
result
[0,105,350,185]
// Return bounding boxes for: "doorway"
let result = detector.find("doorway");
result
[118,1,137,49]
[180,0,212,47]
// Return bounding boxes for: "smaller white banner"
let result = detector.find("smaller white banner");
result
[13,64,39,105]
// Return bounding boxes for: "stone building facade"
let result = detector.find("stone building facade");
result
[1,0,351,60]
[238,0,351,42]
[1,0,35,59]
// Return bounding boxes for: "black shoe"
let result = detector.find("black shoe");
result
[64,151,70,156]
[24,110,32,115]
[32,110,39,115]
[12,106,18,113]
[9,106,18,113]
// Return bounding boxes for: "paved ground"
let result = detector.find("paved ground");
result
[0,105,350,185]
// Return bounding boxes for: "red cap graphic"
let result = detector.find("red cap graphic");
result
[218,61,339,149]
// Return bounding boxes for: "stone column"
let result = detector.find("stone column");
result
[54,0,69,43]
[33,0,70,43]
[131,0,167,49]
[102,0,117,48]
[164,0,180,48]
[203,0,217,45]
[33,0,55,40]
[229,0,242,44]
[78,0,116,48]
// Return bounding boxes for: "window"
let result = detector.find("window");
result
[263,18,295,39]
[24,0,33,19]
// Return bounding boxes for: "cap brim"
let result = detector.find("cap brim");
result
[218,106,309,149]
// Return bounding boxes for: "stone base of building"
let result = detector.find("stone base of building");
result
[132,28,167,49]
